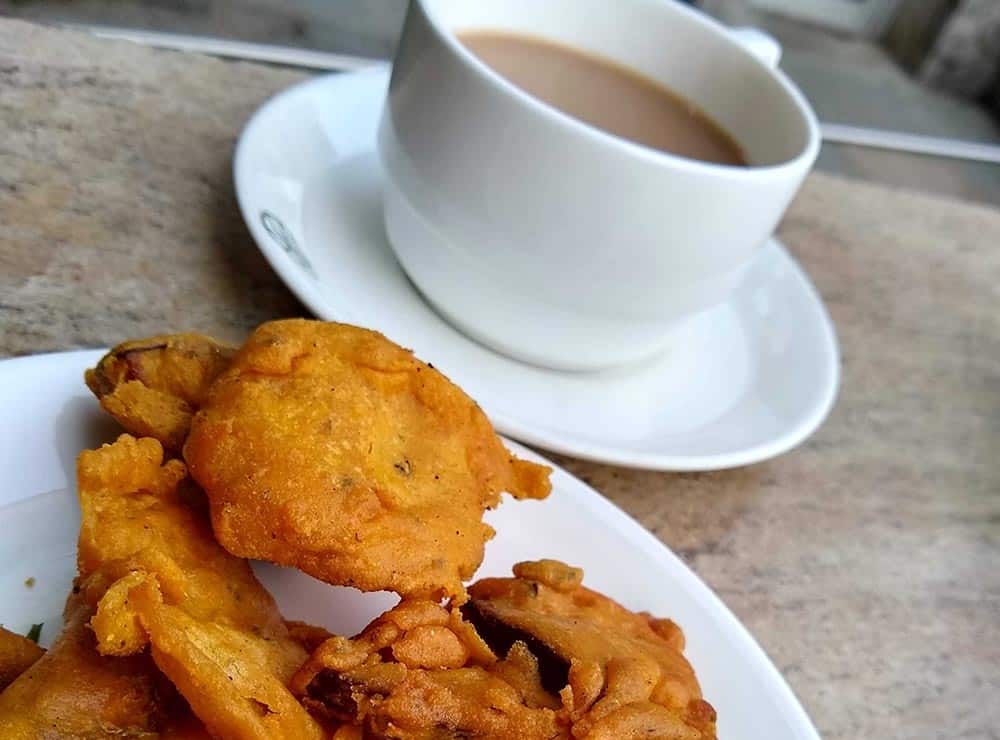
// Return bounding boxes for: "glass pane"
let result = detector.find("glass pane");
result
[2,0,997,203]
[0,0,408,59]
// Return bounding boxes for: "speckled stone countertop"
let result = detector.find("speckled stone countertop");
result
[1,18,997,740]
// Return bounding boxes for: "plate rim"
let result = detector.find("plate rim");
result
[233,70,840,472]
[0,348,822,739]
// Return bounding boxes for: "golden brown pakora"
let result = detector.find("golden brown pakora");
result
[77,324,717,739]
[291,599,563,739]
[183,319,551,601]
[464,560,717,740]
[0,586,188,738]
[0,626,44,693]
[293,561,715,738]
[85,333,234,451]
[76,434,324,740]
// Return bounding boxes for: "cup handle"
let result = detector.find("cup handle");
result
[728,27,782,68]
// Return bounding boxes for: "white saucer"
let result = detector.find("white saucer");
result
[234,69,839,471]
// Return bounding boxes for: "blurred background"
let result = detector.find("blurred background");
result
[2,0,997,204]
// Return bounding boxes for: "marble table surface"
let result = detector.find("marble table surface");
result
[1,18,997,740]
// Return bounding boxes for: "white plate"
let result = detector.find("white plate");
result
[0,349,820,739]
[234,69,839,471]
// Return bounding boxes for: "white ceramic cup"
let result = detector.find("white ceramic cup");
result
[378,0,820,371]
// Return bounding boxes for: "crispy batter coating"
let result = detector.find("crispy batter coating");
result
[464,561,717,740]
[76,434,324,740]
[77,325,716,739]
[85,333,235,451]
[285,620,337,654]
[184,319,551,601]
[294,562,715,739]
[0,626,45,693]
[0,587,185,738]
[292,600,564,739]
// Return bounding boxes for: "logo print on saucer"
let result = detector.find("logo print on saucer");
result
[261,210,316,278]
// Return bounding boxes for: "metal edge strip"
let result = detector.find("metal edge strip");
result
[70,24,1000,165]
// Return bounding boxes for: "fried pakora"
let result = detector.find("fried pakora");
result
[85,333,234,451]
[0,626,44,693]
[0,586,190,738]
[76,434,324,740]
[292,599,563,739]
[75,323,717,738]
[294,561,715,739]
[183,319,551,601]
[464,560,717,740]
